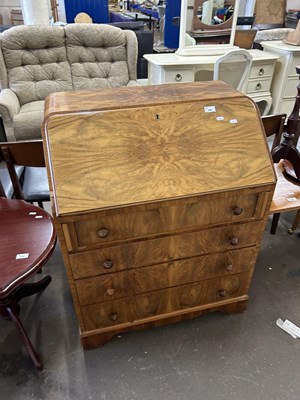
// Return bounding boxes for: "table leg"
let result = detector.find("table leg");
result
[288,209,300,234]
[6,305,43,370]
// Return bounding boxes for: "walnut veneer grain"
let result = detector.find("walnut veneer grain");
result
[43,82,276,348]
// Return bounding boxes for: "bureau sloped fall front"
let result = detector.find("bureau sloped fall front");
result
[42,82,276,349]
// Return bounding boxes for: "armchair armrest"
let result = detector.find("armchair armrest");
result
[127,80,141,86]
[0,89,20,141]
[0,89,20,122]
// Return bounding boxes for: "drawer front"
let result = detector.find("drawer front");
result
[249,64,274,79]
[69,247,128,279]
[74,193,261,247]
[82,273,249,330]
[74,246,257,305]
[247,79,271,94]
[75,271,129,306]
[131,273,249,321]
[129,247,256,294]
[165,69,194,83]
[82,297,131,330]
[69,220,265,279]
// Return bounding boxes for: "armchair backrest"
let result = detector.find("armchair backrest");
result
[0,26,73,106]
[64,24,137,90]
[0,24,138,105]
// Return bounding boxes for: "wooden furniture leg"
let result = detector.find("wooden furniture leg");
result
[0,275,52,370]
[6,306,42,370]
[288,209,300,234]
[270,212,281,234]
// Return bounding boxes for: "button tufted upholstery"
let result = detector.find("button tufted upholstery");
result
[0,24,138,141]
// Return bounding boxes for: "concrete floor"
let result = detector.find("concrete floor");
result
[0,211,299,400]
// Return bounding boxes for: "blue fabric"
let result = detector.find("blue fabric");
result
[131,5,159,19]
[110,12,132,22]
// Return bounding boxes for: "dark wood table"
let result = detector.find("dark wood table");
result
[0,198,56,369]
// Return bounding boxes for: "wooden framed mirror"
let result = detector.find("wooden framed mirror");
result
[176,0,240,56]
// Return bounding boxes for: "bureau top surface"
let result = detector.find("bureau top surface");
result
[43,82,275,216]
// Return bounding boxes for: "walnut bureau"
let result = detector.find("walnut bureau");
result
[42,82,276,349]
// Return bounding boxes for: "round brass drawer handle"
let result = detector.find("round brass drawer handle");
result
[219,289,228,297]
[97,228,109,238]
[225,264,233,272]
[106,288,115,296]
[256,83,262,90]
[258,68,265,76]
[232,206,243,216]
[230,237,238,246]
[110,313,118,321]
[175,73,182,82]
[103,259,113,269]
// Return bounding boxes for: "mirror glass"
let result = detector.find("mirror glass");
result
[176,0,240,56]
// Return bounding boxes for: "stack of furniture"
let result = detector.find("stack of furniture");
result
[10,9,23,25]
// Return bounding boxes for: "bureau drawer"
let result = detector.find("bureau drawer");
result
[82,297,131,330]
[246,79,271,94]
[131,272,249,321]
[69,220,264,279]
[82,273,249,330]
[74,193,262,247]
[75,271,129,306]
[69,247,128,279]
[74,246,256,305]
[129,248,256,294]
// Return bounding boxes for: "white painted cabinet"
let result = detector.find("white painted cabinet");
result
[261,41,300,116]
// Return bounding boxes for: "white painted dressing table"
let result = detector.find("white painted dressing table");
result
[144,49,278,115]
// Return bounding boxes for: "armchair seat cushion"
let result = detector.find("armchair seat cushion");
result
[13,101,45,140]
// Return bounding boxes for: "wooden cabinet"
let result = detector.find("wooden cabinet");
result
[42,82,276,349]
[261,41,300,116]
